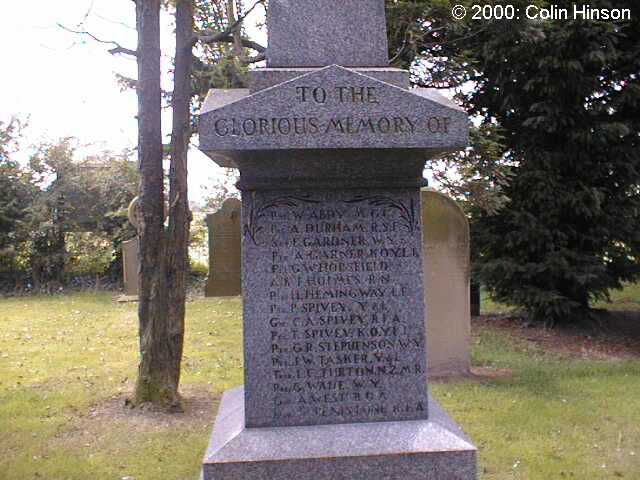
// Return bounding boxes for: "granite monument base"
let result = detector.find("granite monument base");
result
[202,388,477,480]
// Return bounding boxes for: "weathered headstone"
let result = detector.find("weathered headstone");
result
[422,189,471,377]
[198,1,477,478]
[121,238,140,297]
[120,197,140,299]
[205,198,242,297]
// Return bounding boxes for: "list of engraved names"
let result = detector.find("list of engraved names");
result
[244,190,429,426]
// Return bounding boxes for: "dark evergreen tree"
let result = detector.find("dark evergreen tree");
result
[471,5,640,324]
[386,1,640,324]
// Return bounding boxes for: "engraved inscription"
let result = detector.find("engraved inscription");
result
[244,194,320,246]
[213,115,430,137]
[243,189,429,427]
[212,83,452,139]
[296,86,380,104]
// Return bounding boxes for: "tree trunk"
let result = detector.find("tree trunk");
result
[163,0,194,408]
[227,0,244,60]
[226,0,245,85]
[133,0,178,409]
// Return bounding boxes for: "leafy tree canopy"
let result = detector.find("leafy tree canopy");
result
[0,118,37,273]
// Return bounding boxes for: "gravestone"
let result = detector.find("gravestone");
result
[198,1,477,478]
[422,189,471,377]
[121,238,139,297]
[205,198,242,297]
[120,197,140,299]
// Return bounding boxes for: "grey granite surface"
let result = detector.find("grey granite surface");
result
[202,387,477,480]
[232,149,430,191]
[242,188,429,428]
[200,65,468,162]
[250,68,410,93]
[266,0,389,68]
[198,0,476,476]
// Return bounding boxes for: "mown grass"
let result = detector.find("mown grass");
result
[1,293,638,479]
[0,294,242,480]
[439,330,639,479]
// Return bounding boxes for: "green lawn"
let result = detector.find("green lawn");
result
[1,293,639,479]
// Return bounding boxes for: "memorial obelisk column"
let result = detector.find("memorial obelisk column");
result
[199,1,477,478]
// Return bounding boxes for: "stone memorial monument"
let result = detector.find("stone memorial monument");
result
[422,189,471,377]
[205,198,242,297]
[198,1,477,478]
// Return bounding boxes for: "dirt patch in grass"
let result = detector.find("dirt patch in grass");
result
[53,388,219,450]
[474,312,640,360]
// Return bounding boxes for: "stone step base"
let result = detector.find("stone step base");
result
[202,387,477,480]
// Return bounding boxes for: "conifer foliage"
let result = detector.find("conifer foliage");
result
[386,1,640,324]
[465,6,640,324]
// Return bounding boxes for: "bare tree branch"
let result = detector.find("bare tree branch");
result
[58,23,138,57]
[194,0,265,50]
[94,13,136,31]
[215,36,266,53]
[240,37,266,53]
[389,33,408,65]
[108,45,139,56]
[115,73,139,91]
[242,52,266,65]
[81,0,97,25]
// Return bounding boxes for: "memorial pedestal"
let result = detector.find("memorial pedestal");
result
[197,1,477,478]
[203,388,476,480]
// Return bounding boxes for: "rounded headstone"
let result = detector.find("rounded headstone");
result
[127,197,141,230]
[205,198,242,297]
[422,189,471,377]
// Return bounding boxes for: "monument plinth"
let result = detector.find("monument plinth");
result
[199,1,477,478]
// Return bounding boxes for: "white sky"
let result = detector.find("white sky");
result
[0,0,266,205]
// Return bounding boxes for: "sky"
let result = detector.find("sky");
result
[0,0,265,205]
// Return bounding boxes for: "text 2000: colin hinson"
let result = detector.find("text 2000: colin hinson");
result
[526,4,631,21]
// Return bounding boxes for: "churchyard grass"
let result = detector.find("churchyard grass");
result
[1,292,638,479]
